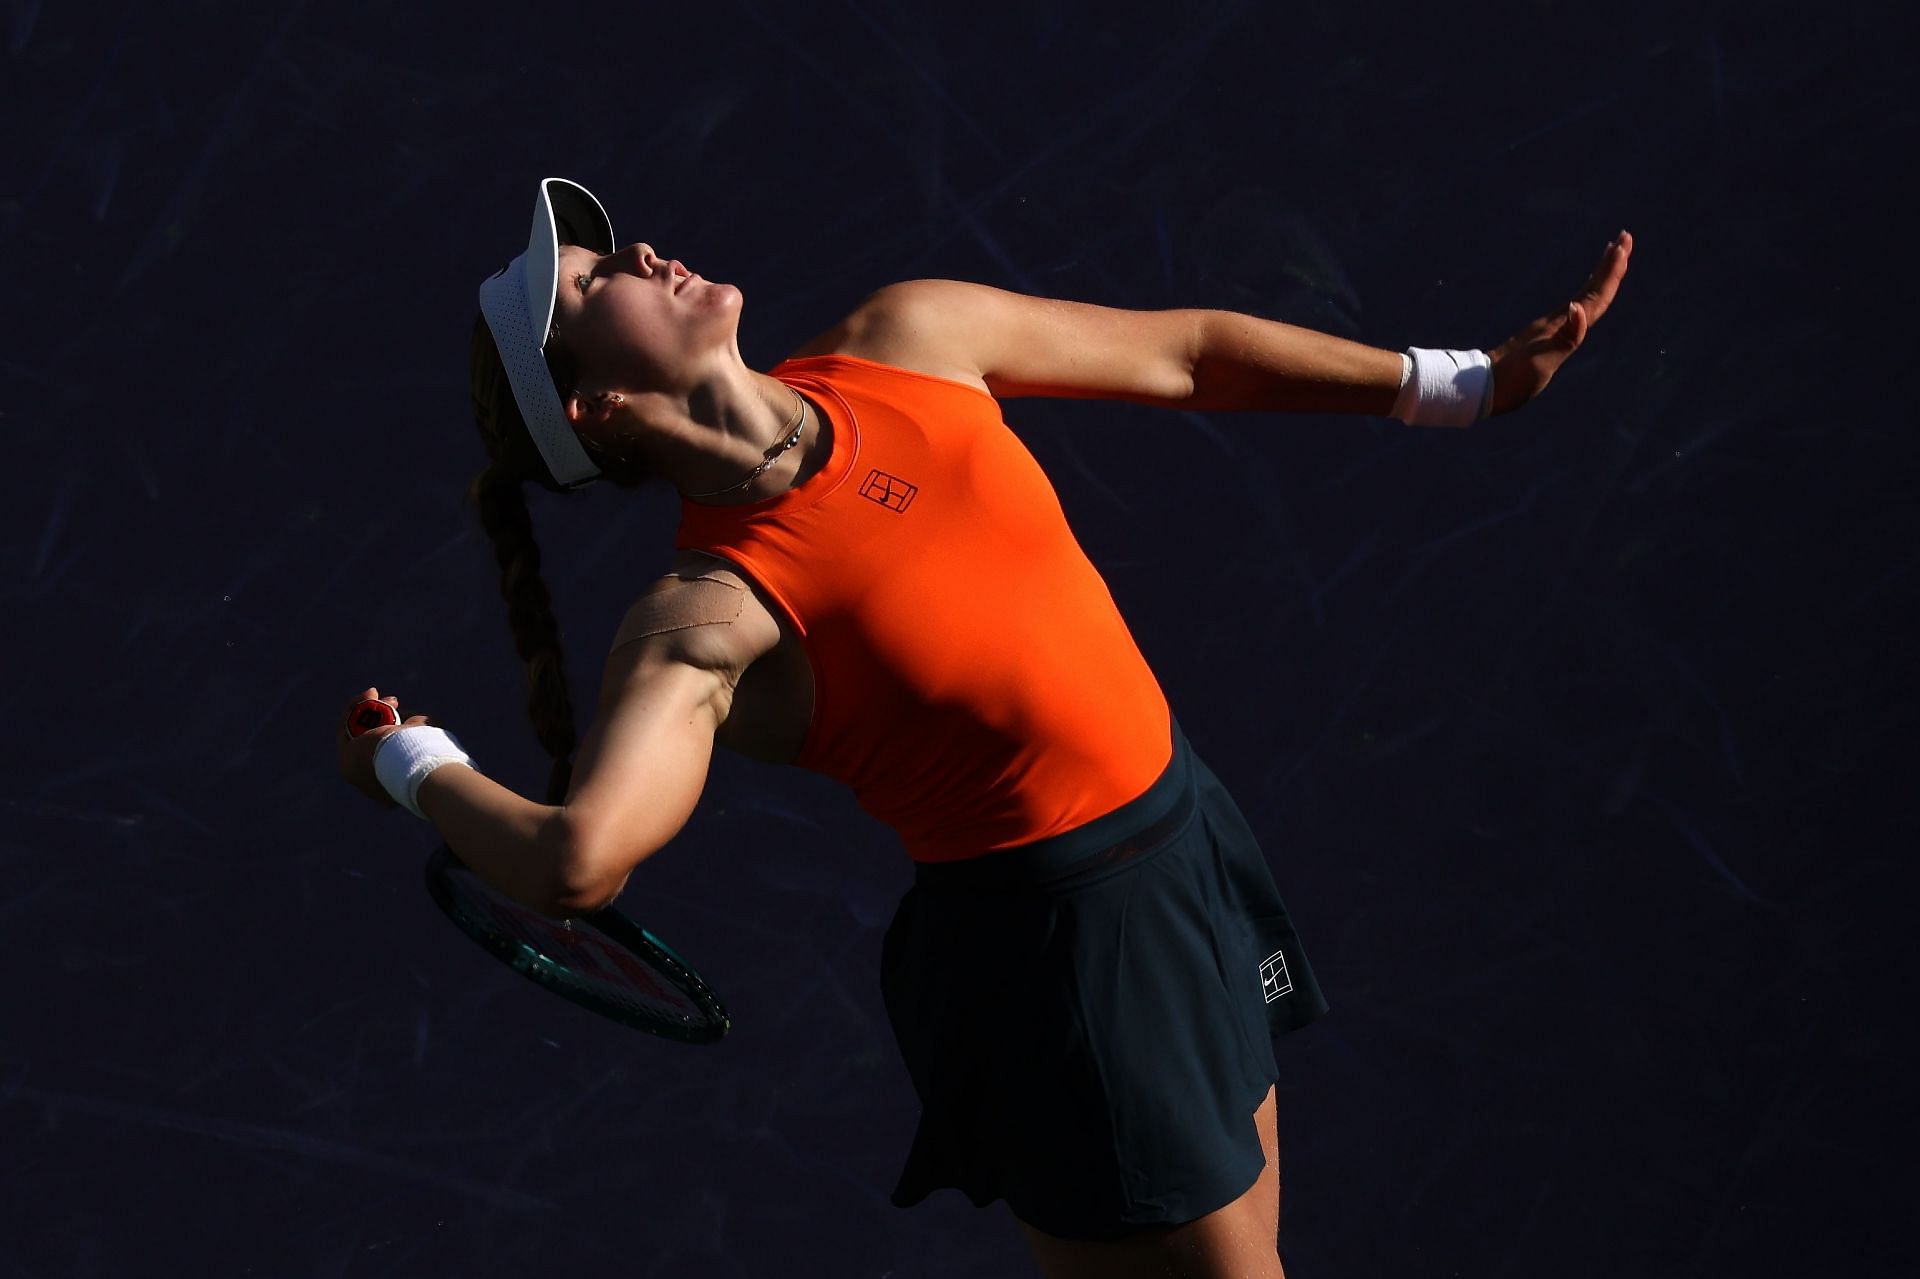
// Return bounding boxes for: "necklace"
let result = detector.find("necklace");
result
[682,387,809,500]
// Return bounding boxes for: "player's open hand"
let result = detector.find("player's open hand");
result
[336,686,433,809]
[1487,230,1633,417]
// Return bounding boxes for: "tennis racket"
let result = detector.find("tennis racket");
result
[347,698,731,1044]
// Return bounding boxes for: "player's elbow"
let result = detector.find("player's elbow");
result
[553,874,611,918]
[555,810,666,916]
[554,880,622,917]
[555,866,631,917]
[507,808,600,919]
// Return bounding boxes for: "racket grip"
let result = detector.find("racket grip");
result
[346,698,402,738]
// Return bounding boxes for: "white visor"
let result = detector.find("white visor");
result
[477,178,615,489]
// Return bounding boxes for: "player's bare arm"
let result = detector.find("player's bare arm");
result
[337,555,780,918]
[557,555,783,911]
[852,230,1632,418]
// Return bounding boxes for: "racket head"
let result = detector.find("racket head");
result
[422,843,731,1044]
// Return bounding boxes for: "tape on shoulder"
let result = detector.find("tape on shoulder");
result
[609,574,747,653]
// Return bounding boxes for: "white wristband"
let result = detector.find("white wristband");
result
[1393,347,1493,428]
[372,725,475,819]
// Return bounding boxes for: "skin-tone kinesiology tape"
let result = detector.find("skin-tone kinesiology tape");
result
[608,572,748,653]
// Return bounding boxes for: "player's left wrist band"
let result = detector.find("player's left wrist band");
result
[373,726,475,819]
[1394,347,1493,427]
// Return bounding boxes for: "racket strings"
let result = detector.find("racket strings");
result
[447,876,716,1028]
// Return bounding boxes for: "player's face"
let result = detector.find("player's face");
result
[548,241,743,393]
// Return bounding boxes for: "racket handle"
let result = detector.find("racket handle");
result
[346,698,401,738]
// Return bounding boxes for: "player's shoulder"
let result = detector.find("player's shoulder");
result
[607,551,781,674]
[782,281,994,395]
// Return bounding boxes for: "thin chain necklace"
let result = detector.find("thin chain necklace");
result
[682,386,808,500]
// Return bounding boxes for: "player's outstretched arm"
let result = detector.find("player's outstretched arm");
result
[855,230,1633,423]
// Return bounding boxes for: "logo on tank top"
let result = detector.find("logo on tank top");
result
[1260,948,1293,1004]
[859,469,918,512]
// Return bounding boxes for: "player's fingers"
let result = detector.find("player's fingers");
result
[1538,303,1583,357]
[1576,231,1631,324]
[1574,252,1615,307]
[1565,300,1589,347]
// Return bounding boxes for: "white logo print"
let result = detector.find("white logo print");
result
[1260,948,1293,1004]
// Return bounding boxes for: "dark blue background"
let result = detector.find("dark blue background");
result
[4,1,1912,1275]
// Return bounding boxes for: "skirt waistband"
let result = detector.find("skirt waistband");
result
[911,720,1195,892]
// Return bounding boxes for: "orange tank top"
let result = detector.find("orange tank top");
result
[675,354,1172,862]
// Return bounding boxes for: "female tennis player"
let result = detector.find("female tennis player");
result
[337,178,1630,1277]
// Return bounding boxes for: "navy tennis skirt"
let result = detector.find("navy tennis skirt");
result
[879,719,1328,1241]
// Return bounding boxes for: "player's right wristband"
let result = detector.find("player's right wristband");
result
[1393,347,1493,427]
[372,725,475,819]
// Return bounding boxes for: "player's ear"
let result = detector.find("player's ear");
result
[566,390,619,426]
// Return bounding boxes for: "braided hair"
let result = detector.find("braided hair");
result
[464,313,651,804]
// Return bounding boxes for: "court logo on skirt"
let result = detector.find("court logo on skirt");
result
[1260,948,1294,1004]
